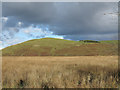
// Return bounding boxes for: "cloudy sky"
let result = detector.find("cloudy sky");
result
[1,2,118,49]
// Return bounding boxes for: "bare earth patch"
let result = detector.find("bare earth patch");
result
[2,56,118,88]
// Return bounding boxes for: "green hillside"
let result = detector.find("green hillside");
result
[2,38,118,56]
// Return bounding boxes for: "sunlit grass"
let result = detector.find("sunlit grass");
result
[2,56,118,88]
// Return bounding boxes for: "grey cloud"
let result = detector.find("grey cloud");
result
[2,2,118,40]
[3,2,57,24]
[64,33,118,41]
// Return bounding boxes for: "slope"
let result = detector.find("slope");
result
[2,38,118,56]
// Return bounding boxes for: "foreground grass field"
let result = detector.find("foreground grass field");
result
[2,56,118,88]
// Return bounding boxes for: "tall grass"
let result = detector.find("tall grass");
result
[2,56,118,88]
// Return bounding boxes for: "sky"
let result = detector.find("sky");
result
[1,2,118,49]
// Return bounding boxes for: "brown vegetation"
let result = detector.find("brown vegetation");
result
[2,56,118,88]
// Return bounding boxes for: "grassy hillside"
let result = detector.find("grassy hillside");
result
[2,38,118,56]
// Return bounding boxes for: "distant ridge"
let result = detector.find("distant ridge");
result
[2,38,118,56]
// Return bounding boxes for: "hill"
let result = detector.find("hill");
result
[2,38,118,56]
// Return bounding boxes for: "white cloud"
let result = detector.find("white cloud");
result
[58,37,64,39]
[45,35,64,39]
[22,25,53,38]
[54,36,64,39]
[18,22,22,27]
[24,30,30,33]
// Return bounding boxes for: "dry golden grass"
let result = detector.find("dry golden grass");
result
[2,56,118,88]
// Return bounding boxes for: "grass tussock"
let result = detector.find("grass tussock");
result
[2,56,118,88]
